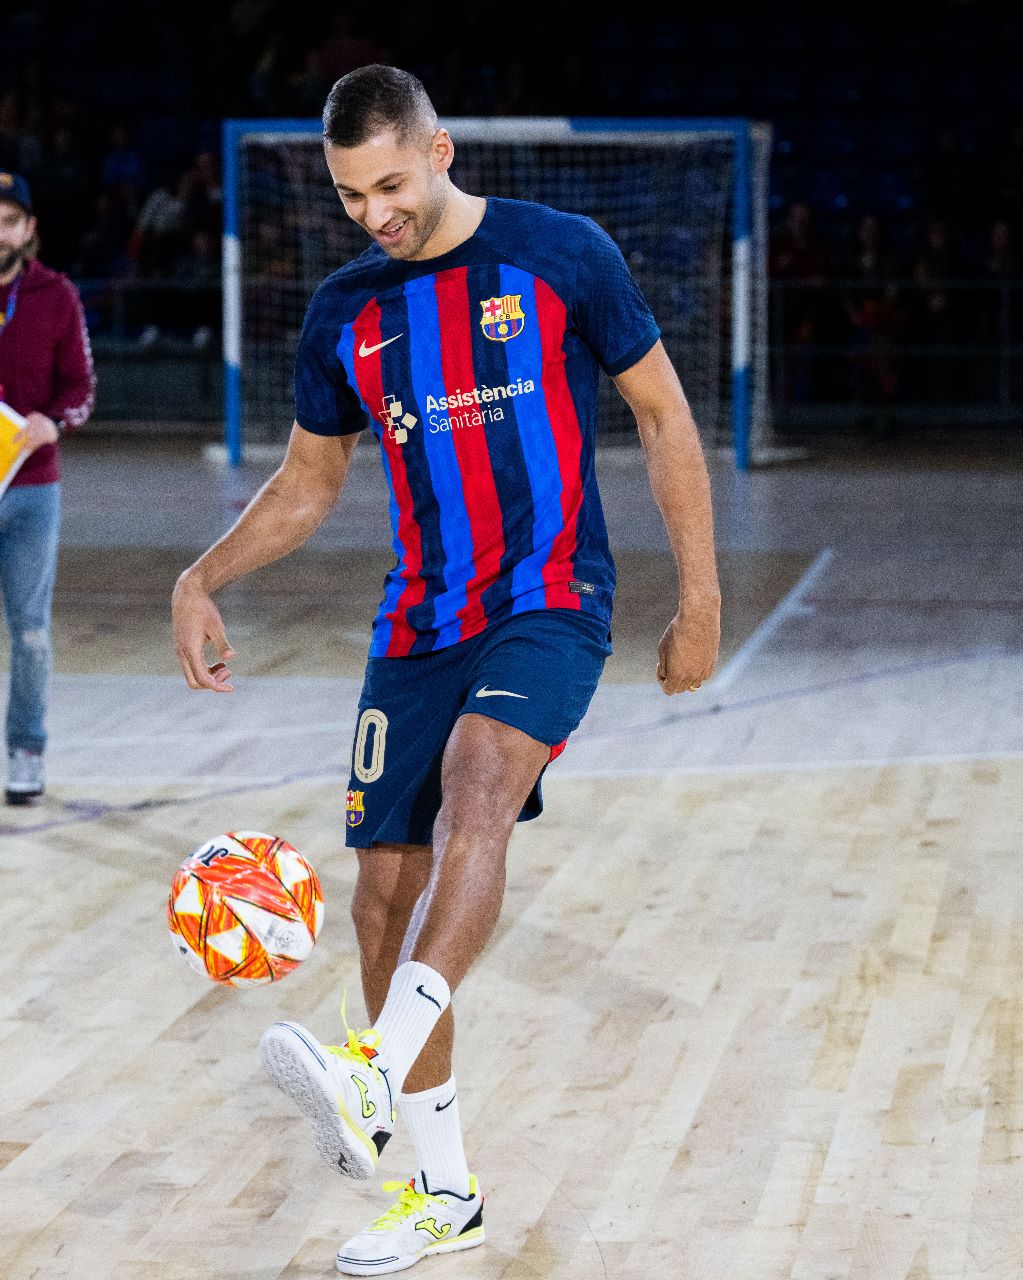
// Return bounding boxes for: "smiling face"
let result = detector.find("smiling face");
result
[0,200,35,278]
[324,125,454,261]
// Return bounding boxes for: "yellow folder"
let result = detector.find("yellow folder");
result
[0,402,29,498]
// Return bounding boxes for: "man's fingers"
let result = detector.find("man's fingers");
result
[208,660,235,692]
[214,630,235,660]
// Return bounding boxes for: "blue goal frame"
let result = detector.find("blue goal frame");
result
[223,116,762,469]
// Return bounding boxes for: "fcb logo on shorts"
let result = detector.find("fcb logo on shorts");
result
[346,788,365,827]
[480,294,525,342]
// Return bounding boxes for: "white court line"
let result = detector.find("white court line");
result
[711,547,835,693]
[52,721,352,749]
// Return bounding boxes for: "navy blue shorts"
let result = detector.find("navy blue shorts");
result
[344,609,612,849]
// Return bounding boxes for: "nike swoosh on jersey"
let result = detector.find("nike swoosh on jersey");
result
[475,686,529,700]
[358,333,404,357]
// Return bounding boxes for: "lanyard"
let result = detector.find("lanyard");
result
[0,272,22,332]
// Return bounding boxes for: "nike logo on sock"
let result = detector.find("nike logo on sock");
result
[416,984,442,1010]
[435,1095,456,1112]
[475,686,528,700]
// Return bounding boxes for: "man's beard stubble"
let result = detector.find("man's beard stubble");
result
[0,247,23,277]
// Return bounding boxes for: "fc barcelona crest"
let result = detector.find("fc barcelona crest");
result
[480,294,525,342]
[346,788,365,828]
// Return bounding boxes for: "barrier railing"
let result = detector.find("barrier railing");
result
[770,276,1023,427]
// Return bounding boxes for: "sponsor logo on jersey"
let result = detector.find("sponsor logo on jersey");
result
[480,293,525,342]
[346,788,365,827]
[378,394,417,445]
[424,377,536,434]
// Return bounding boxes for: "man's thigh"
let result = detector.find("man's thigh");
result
[345,609,611,848]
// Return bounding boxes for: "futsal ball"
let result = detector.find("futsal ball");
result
[167,831,324,986]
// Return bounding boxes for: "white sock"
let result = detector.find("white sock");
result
[400,1075,471,1198]
[372,960,451,1097]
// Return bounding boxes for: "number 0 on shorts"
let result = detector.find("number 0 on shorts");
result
[353,708,388,784]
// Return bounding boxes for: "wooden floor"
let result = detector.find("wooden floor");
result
[0,437,1021,1279]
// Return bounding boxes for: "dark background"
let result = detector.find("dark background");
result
[2,0,1020,440]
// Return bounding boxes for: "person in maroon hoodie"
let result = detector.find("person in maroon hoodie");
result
[0,171,95,804]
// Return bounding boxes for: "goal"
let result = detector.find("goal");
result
[223,116,772,467]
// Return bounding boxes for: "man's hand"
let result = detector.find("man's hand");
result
[18,412,60,452]
[172,571,236,693]
[657,595,720,695]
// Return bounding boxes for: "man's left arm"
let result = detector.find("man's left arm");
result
[613,340,721,695]
[31,282,96,447]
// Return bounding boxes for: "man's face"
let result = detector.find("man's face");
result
[0,201,35,276]
[324,127,451,261]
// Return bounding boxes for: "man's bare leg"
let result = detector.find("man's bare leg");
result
[404,712,550,986]
[351,843,452,1093]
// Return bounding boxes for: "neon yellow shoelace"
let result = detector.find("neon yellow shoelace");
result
[370,1180,447,1232]
[323,993,386,1093]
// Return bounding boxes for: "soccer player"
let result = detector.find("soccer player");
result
[172,65,720,1275]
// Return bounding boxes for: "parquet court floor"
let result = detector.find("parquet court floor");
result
[0,435,1020,1279]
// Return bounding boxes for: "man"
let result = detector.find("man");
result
[0,171,95,804]
[172,65,720,1274]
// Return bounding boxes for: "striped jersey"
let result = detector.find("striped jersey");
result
[294,197,660,658]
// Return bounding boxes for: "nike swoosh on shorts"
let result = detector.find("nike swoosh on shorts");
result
[358,333,403,357]
[475,687,528,700]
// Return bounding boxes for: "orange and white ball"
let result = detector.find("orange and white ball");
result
[167,832,324,986]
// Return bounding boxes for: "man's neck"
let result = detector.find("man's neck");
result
[413,190,486,261]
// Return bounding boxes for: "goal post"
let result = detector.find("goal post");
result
[223,116,772,468]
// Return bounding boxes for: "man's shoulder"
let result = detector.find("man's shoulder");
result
[481,198,611,296]
[485,197,603,246]
[23,259,77,297]
[307,245,393,319]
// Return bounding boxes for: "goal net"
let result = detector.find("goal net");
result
[224,117,772,466]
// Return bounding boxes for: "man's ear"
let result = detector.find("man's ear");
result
[431,128,454,175]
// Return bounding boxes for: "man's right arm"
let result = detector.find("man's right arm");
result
[172,423,359,691]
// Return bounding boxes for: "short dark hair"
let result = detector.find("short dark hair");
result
[322,65,437,148]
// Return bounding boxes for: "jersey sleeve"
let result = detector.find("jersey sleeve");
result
[573,218,661,376]
[293,284,366,436]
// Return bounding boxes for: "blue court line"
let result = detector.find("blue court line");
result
[0,767,339,840]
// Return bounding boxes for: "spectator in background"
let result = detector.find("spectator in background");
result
[169,228,220,348]
[317,13,390,83]
[0,172,95,805]
[101,123,147,202]
[0,90,43,177]
[977,219,1021,358]
[908,218,964,402]
[838,213,906,435]
[76,189,136,278]
[984,219,1020,279]
[33,125,92,272]
[134,168,188,277]
[770,201,832,403]
[996,123,1023,230]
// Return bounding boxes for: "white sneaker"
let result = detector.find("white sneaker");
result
[5,749,44,805]
[260,1012,395,1180]
[336,1174,485,1275]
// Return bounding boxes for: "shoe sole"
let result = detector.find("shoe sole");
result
[260,1022,378,1180]
[5,790,42,806]
[336,1226,485,1275]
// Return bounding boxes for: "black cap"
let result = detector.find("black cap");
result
[0,171,32,216]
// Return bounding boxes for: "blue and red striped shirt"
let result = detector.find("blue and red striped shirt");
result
[294,197,660,658]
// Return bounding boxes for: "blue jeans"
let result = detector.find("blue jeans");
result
[0,482,60,754]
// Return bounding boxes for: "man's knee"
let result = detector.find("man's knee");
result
[350,876,390,945]
[435,714,549,847]
[351,845,431,944]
